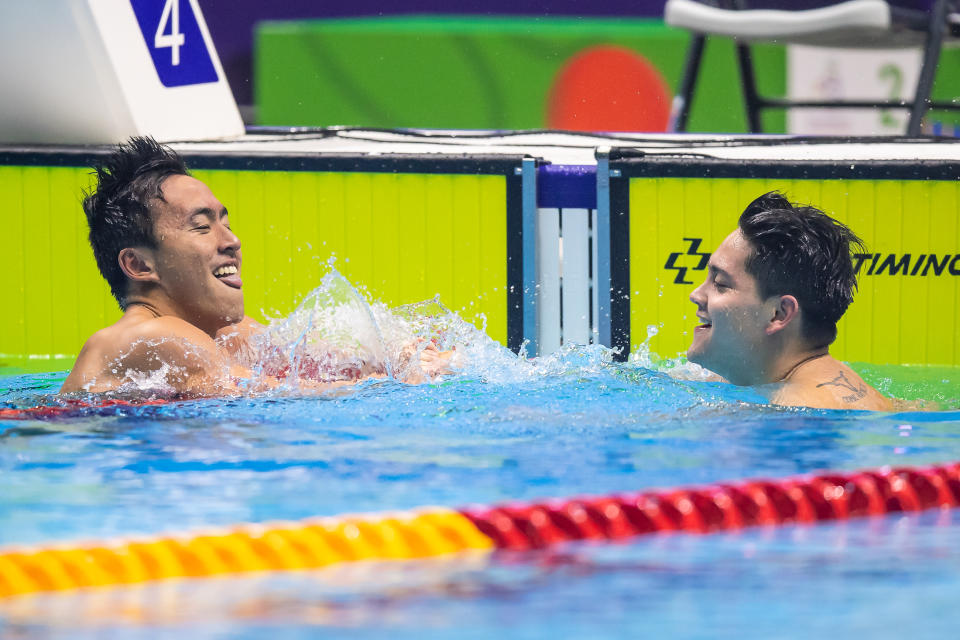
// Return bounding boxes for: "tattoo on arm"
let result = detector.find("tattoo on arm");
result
[816,371,867,403]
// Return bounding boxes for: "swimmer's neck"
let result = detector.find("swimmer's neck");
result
[774,349,831,383]
[121,295,229,339]
[124,300,162,319]
[737,345,832,387]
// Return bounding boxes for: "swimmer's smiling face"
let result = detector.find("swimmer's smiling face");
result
[687,229,779,385]
[146,175,244,335]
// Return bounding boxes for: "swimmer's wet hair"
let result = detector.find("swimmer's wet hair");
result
[83,136,189,308]
[739,191,866,348]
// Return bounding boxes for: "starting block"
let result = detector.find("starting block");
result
[0,0,243,144]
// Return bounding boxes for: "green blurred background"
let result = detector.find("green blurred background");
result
[254,16,785,133]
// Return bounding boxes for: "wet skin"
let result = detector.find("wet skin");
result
[62,175,249,394]
[62,175,453,395]
[687,230,891,411]
[688,230,772,387]
[140,174,245,337]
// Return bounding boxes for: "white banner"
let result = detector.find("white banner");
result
[787,44,922,136]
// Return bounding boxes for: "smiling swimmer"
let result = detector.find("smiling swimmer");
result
[61,137,452,395]
[685,191,891,411]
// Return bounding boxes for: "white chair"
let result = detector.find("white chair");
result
[665,0,960,135]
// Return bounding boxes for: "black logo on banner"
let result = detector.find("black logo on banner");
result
[663,240,960,285]
[852,253,960,276]
[664,237,711,284]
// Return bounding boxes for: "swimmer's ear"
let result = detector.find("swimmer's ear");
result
[766,294,799,335]
[118,247,159,283]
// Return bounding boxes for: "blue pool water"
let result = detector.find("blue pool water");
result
[2,277,960,639]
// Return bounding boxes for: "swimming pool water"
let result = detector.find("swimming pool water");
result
[2,351,960,639]
[3,270,960,638]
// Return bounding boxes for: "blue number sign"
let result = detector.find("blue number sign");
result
[130,0,218,87]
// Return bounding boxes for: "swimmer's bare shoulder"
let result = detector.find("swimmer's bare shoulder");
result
[214,315,263,360]
[771,357,892,411]
[61,313,234,395]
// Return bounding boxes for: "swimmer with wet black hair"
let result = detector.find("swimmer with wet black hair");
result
[685,191,891,411]
[62,137,451,395]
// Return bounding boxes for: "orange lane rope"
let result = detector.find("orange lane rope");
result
[2,461,958,598]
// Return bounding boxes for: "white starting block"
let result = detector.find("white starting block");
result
[0,0,243,144]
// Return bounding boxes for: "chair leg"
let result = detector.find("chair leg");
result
[735,42,763,134]
[669,34,706,133]
[908,0,949,136]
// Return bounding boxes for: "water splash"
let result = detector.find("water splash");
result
[170,267,746,406]
[629,324,716,382]
[241,268,627,389]
[245,268,533,388]
[24,268,755,408]
[113,362,180,395]
[251,270,393,387]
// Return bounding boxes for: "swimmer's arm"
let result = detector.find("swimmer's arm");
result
[219,324,455,387]
[417,344,457,379]
[120,320,239,396]
[216,316,264,357]
[769,385,857,410]
[134,323,356,396]
[394,341,458,384]
[61,339,106,393]
[768,385,832,409]
[771,377,893,411]
[62,318,241,396]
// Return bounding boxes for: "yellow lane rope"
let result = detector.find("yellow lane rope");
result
[0,508,493,598]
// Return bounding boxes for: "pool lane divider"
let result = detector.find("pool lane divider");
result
[0,399,171,420]
[2,461,959,598]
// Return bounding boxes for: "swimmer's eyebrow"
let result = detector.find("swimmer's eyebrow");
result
[187,207,229,222]
[706,263,730,279]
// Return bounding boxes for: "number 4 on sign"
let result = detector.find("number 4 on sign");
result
[155,0,185,66]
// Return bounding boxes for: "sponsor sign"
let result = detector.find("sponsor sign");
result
[663,241,960,284]
[627,177,960,366]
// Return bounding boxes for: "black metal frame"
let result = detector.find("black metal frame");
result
[669,0,958,136]
[607,174,631,361]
